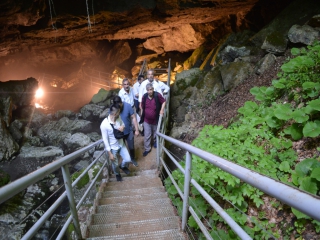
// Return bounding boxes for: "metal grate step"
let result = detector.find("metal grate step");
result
[102,186,165,198]
[86,228,186,240]
[104,178,163,191]
[96,198,173,214]
[99,192,168,205]
[88,216,181,237]
[92,206,176,225]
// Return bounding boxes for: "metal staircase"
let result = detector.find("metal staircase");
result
[86,170,186,239]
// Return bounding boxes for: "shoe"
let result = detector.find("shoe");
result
[116,174,122,182]
[143,150,150,157]
[131,159,138,167]
[119,165,130,175]
[153,142,157,148]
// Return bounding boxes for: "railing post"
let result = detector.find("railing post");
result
[156,116,162,168]
[61,165,83,239]
[182,151,192,231]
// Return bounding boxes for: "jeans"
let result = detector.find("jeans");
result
[143,122,157,152]
[123,131,135,160]
[110,146,131,175]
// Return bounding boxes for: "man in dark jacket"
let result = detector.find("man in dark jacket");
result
[139,83,166,157]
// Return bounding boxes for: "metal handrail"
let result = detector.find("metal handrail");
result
[154,56,320,238]
[0,139,106,239]
[156,130,320,239]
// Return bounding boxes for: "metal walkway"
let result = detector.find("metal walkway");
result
[86,170,186,239]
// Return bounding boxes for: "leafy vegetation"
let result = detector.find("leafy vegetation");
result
[165,41,320,239]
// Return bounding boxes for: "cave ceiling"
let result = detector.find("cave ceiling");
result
[0,0,293,80]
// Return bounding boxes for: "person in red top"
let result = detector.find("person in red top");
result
[139,83,166,156]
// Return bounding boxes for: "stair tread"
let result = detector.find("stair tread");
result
[99,192,168,205]
[92,206,176,224]
[86,228,186,240]
[107,174,160,184]
[104,179,163,191]
[88,216,181,237]
[102,187,165,198]
[96,198,172,214]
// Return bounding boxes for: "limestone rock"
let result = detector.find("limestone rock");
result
[261,31,288,54]
[0,78,38,107]
[18,146,64,166]
[80,104,106,121]
[288,24,319,45]
[0,118,19,162]
[91,88,112,104]
[220,61,253,91]
[0,97,13,127]
[172,68,203,96]
[250,0,320,47]
[255,53,277,75]
[54,110,76,120]
[18,106,49,129]
[64,133,92,152]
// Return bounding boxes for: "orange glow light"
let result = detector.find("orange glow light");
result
[35,88,44,98]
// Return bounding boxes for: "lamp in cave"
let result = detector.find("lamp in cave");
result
[35,88,44,98]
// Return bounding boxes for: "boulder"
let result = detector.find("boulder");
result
[18,145,64,164]
[191,67,224,103]
[0,118,19,162]
[91,88,112,104]
[80,104,107,121]
[18,106,49,129]
[288,24,319,45]
[0,77,38,107]
[220,61,253,91]
[0,97,13,127]
[23,127,42,147]
[54,110,76,120]
[218,46,252,65]
[255,53,277,75]
[250,0,320,47]
[64,133,92,152]
[261,31,288,54]
[172,68,203,96]
[37,121,71,147]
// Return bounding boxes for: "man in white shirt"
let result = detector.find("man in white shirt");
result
[155,77,170,94]
[138,69,167,103]
[100,104,132,181]
[133,75,144,115]
[118,78,134,108]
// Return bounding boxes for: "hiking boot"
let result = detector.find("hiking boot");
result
[119,165,130,175]
[131,159,138,167]
[143,150,150,157]
[116,174,122,182]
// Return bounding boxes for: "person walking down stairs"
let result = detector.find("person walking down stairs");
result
[100,104,131,181]
[139,83,166,157]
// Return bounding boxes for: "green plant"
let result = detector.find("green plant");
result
[165,41,320,239]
